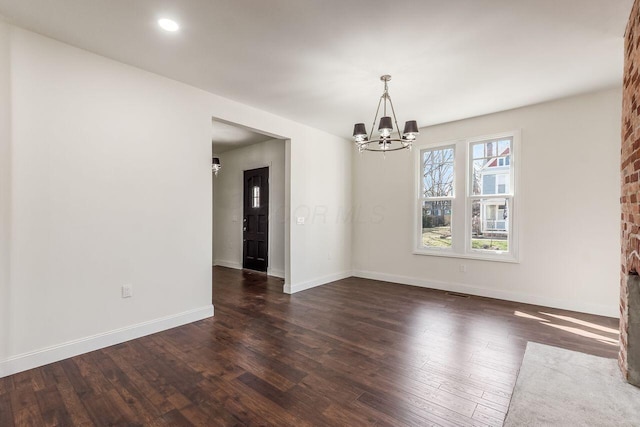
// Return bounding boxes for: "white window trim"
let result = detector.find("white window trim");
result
[413,130,521,263]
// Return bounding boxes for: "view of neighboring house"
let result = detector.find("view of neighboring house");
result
[474,139,511,237]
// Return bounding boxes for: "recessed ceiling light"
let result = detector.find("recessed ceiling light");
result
[158,18,179,32]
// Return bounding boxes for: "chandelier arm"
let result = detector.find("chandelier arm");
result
[358,139,411,152]
[368,94,384,141]
[386,94,404,140]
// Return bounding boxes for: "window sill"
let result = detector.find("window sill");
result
[412,248,520,263]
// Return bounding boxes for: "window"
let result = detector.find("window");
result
[251,186,260,208]
[420,146,454,248]
[414,131,519,262]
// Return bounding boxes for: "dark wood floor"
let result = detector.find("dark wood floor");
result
[0,267,619,426]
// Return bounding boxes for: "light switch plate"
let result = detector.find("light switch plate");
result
[121,284,133,298]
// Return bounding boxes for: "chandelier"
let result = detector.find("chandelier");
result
[212,157,222,176]
[352,75,419,152]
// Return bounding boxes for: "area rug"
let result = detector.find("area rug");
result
[504,342,640,426]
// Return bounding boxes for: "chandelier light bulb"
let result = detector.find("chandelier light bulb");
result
[378,116,393,137]
[402,120,419,141]
[353,123,368,142]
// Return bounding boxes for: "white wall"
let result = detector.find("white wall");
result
[287,127,353,293]
[1,26,352,376]
[353,88,622,317]
[7,27,214,370]
[213,139,286,278]
[0,19,11,361]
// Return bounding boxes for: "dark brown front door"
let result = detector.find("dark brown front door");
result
[243,167,269,272]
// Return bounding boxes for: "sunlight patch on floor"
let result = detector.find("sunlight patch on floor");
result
[541,323,618,346]
[513,311,549,322]
[538,312,619,335]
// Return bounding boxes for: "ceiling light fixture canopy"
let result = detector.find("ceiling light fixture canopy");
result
[352,75,419,153]
[212,157,222,176]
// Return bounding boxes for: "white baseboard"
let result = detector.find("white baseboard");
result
[0,304,214,379]
[352,270,619,318]
[268,268,285,279]
[214,259,285,279]
[284,270,352,294]
[213,259,242,270]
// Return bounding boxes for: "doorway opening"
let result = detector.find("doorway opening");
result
[211,118,288,284]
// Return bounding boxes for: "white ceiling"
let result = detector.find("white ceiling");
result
[212,120,274,153]
[0,0,633,138]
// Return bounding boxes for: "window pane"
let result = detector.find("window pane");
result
[422,200,452,248]
[422,147,454,197]
[252,186,260,208]
[471,138,511,196]
[471,198,509,252]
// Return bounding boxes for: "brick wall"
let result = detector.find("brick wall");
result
[621,0,640,382]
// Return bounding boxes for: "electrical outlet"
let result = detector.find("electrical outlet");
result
[459,264,467,273]
[121,284,133,298]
